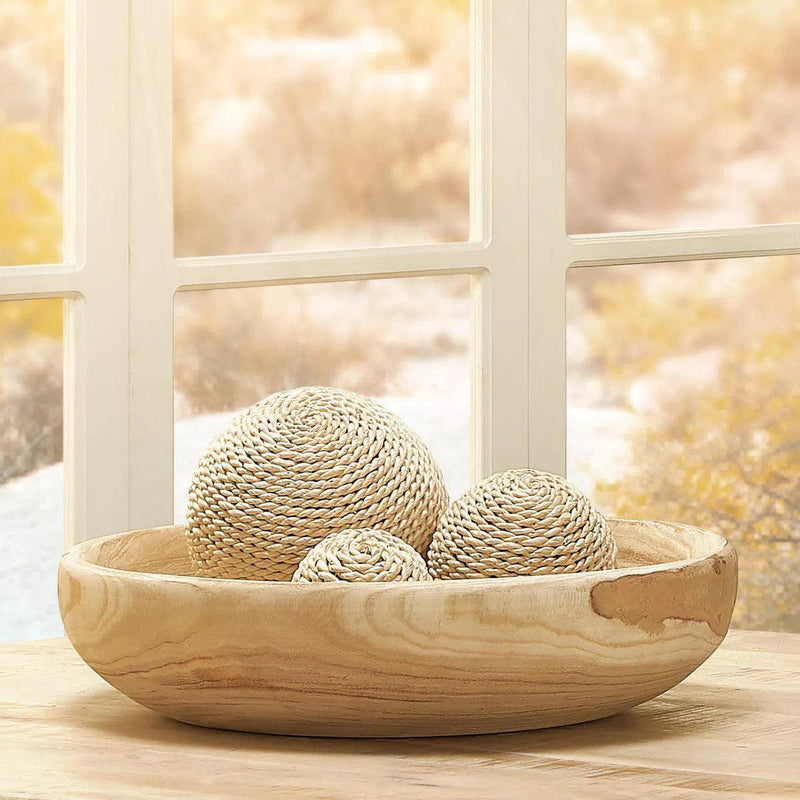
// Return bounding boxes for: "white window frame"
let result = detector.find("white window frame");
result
[2,0,798,545]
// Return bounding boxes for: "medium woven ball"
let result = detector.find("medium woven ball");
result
[292,528,432,583]
[186,387,448,580]
[427,469,616,580]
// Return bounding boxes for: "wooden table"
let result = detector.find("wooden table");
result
[1,632,797,799]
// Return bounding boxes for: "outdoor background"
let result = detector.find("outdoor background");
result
[1,0,798,640]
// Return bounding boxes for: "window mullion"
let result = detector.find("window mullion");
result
[65,0,131,544]
[570,223,800,268]
[0,267,82,300]
[128,0,176,530]
[175,247,484,292]
[475,1,532,478]
[528,0,569,476]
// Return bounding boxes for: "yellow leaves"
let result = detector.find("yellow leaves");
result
[0,124,61,267]
[442,0,470,17]
[0,124,62,348]
[593,320,800,630]
[581,267,723,386]
[0,299,62,352]
[582,259,800,631]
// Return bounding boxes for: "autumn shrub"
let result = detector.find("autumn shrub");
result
[568,0,800,233]
[173,0,469,256]
[0,338,62,484]
[173,277,469,417]
[595,326,800,632]
[581,262,800,632]
[174,286,395,417]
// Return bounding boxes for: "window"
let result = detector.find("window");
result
[2,1,797,641]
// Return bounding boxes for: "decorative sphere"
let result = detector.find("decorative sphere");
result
[427,469,616,580]
[186,387,448,580]
[292,528,432,583]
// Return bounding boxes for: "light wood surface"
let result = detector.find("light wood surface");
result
[0,631,797,799]
[58,520,737,737]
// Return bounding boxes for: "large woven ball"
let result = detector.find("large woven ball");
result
[292,528,432,583]
[427,469,616,580]
[186,387,449,580]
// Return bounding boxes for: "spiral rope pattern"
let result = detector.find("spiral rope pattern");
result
[186,387,449,580]
[292,528,432,582]
[427,469,616,580]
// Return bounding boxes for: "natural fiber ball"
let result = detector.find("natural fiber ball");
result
[292,528,432,583]
[427,469,616,580]
[186,387,449,580]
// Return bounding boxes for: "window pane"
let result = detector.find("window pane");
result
[567,0,800,234]
[173,1,471,257]
[0,299,64,642]
[0,1,64,266]
[174,275,471,520]
[567,256,800,632]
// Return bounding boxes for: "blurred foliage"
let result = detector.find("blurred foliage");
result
[174,276,468,416]
[596,320,800,631]
[173,0,469,256]
[0,0,63,344]
[0,334,62,484]
[0,298,62,351]
[0,1,64,487]
[568,0,800,233]
[581,268,723,387]
[0,125,63,379]
[174,287,395,415]
[582,261,800,631]
[0,125,61,267]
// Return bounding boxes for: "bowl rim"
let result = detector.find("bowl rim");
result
[60,518,733,593]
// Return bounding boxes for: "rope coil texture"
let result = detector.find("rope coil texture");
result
[186,387,449,580]
[427,469,616,580]
[292,528,432,583]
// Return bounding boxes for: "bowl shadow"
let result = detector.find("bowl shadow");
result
[54,682,744,759]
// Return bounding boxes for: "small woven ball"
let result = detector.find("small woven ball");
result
[186,386,448,580]
[292,528,432,583]
[427,469,616,580]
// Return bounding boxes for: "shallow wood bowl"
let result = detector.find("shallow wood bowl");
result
[58,519,737,738]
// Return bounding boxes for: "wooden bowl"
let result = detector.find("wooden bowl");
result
[58,519,737,738]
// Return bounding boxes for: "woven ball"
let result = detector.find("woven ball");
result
[292,528,432,583]
[427,469,616,580]
[186,386,449,580]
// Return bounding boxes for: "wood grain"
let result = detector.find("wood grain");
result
[1,632,798,799]
[58,519,737,737]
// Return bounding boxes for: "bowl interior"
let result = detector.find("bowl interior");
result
[78,518,725,580]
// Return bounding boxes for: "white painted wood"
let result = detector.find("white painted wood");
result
[66,0,131,545]
[467,1,490,480]
[0,267,82,298]
[0,0,131,547]
[528,0,569,476]
[176,245,487,291]
[129,0,176,529]
[570,223,800,267]
[478,0,530,476]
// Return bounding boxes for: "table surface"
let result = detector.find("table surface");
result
[0,632,798,800]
